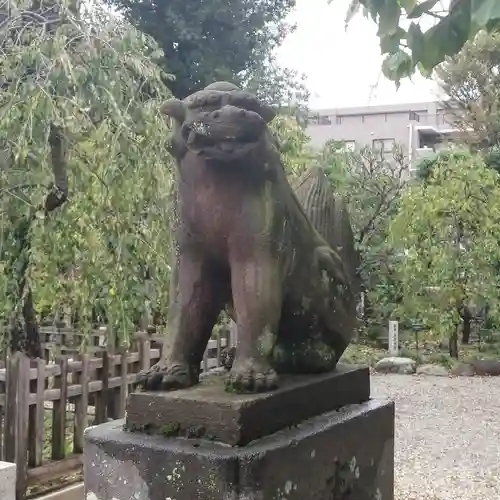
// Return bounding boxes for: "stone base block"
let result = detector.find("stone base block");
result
[84,398,394,500]
[126,364,370,446]
[0,461,16,500]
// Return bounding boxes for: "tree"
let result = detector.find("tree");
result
[483,144,500,174]
[342,0,500,83]
[109,0,303,103]
[390,152,500,357]
[0,1,174,356]
[416,150,471,182]
[243,63,310,109]
[270,114,314,179]
[317,141,409,330]
[436,30,500,149]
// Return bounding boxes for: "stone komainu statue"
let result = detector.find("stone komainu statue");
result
[139,82,360,393]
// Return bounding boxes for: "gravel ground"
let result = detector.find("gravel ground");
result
[371,374,500,500]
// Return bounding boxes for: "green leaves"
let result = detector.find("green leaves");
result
[398,0,418,12]
[380,26,406,53]
[472,0,500,27]
[317,143,408,324]
[111,0,297,99]
[406,0,439,19]
[0,3,175,347]
[436,30,500,149]
[390,152,500,338]
[270,115,313,180]
[406,23,425,63]
[377,1,401,37]
[382,51,412,83]
[342,0,500,83]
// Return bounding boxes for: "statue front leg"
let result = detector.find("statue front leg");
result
[140,250,229,391]
[226,249,282,393]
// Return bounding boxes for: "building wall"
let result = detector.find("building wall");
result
[306,101,456,156]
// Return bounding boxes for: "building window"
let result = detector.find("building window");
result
[409,111,420,122]
[373,138,395,154]
[336,116,343,125]
[318,114,331,125]
[307,113,319,125]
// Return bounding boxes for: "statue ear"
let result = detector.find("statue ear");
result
[228,91,276,124]
[160,99,186,124]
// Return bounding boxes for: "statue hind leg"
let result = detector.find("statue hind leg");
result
[272,245,355,374]
[140,249,230,391]
[272,296,339,374]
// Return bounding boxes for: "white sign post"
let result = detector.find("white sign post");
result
[0,461,16,500]
[388,320,399,356]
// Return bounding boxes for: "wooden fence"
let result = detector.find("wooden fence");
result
[0,329,230,499]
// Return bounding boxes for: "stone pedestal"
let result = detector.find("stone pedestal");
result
[84,366,394,500]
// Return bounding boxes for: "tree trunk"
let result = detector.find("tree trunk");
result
[23,289,43,358]
[461,309,471,344]
[449,328,459,359]
[7,222,42,358]
[5,124,67,360]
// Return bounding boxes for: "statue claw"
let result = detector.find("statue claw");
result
[225,358,279,393]
[138,362,198,391]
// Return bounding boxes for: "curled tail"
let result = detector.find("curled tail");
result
[292,165,361,296]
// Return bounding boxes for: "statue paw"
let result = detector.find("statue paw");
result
[137,362,197,391]
[225,358,279,393]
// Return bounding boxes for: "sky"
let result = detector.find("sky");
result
[276,0,444,110]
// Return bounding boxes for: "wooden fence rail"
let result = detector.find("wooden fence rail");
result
[0,330,230,499]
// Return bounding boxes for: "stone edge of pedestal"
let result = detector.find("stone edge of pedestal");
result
[0,461,16,500]
[86,397,393,457]
[125,364,371,446]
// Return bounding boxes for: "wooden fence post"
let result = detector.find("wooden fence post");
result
[73,354,89,454]
[52,356,69,460]
[0,370,5,461]
[95,352,109,425]
[4,352,30,499]
[119,351,129,418]
[28,359,45,467]
[138,335,150,372]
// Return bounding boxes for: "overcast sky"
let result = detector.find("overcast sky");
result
[276,0,444,110]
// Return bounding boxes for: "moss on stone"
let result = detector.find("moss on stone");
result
[185,425,206,438]
[160,422,181,438]
[272,339,338,374]
[124,422,153,435]
[257,326,276,357]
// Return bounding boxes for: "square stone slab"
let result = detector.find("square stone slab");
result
[126,364,370,445]
[85,398,394,500]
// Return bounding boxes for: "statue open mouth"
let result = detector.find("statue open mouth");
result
[180,105,267,161]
